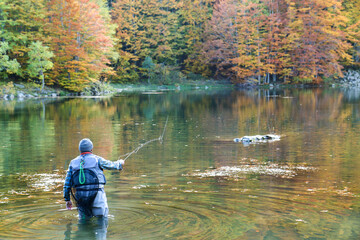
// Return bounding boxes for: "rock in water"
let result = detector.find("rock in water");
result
[234,134,281,144]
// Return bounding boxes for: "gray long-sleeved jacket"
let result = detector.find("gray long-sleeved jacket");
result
[63,153,123,201]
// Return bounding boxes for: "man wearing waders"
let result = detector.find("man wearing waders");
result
[63,138,124,219]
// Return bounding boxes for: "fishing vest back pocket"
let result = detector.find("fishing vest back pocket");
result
[71,169,100,217]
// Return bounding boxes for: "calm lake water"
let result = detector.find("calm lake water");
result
[1,88,360,239]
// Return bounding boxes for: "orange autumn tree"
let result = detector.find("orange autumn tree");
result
[343,0,360,68]
[46,0,114,91]
[231,0,293,84]
[287,0,351,82]
[111,0,142,82]
[180,0,215,76]
[201,0,241,80]
[261,0,293,83]
[211,0,351,84]
[112,0,184,82]
[232,0,268,84]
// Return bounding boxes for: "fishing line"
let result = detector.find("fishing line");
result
[118,116,169,162]
[65,117,169,212]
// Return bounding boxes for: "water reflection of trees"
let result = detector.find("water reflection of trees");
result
[1,90,360,239]
[1,89,360,184]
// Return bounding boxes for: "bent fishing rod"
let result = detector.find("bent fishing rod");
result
[64,117,169,211]
[118,116,169,162]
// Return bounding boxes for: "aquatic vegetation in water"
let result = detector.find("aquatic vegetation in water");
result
[0,172,64,206]
[0,197,9,204]
[28,173,64,191]
[185,160,316,179]
[132,185,150,189]
[305,186,357,197]
[16,172,64,192]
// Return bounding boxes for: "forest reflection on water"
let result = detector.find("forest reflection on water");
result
[1,87,360,239]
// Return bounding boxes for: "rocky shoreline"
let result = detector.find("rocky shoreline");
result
[0,81,118,101]
[339,70,360,87]
[0,80,232,101]
[1,71,360,101]
[1,83,59,101]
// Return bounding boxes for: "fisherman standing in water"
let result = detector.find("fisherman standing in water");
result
[63,138,124,219]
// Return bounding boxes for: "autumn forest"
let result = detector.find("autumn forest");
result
[0,0,359,91]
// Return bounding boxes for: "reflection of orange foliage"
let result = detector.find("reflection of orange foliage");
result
[227,89,360,189]
[48,99,117,160]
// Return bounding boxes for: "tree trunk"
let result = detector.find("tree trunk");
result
[40,69,44,92]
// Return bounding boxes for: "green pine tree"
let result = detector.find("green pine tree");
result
[142,56,155,84]
[27,41,54,91]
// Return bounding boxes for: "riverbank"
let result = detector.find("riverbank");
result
[0,82,60,100]
[0,80,233,100]
[1,70,359,100]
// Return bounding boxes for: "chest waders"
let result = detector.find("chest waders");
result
[70,156,100,217]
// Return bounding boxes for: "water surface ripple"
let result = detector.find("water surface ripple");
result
[1,89,360,239]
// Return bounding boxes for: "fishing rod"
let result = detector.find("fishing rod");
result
[118,116,169,162]
[63,117,169,211]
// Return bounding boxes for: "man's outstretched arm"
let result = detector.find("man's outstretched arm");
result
[98,157,124,170]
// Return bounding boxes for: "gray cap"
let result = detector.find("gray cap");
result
[79,138,93,152]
